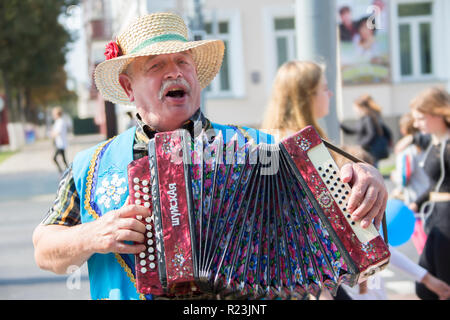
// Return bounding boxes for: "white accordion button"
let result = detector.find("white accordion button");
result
[149,263,156,269]
[147,232,153,238]
[149,255,155,261]
[139,252,146,259]
[136,215,142,220]
[134,192,141,198]
[143,194,150,201]
[142,187,149,193]
[146,225,152,231]
[141,267,147,274]
[142,180,149,186]
[145,217,152,223]
[140,260,146,266]
[148,247,154,253]
[133,185,140,191]
[144,202,150,208]
[135,199,141,205]
[147,240,154,247]
[133,177,140,184]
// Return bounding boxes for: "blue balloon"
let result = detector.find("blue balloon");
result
[382,199,416,247]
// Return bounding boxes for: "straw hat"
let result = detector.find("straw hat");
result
[94,12,225,105]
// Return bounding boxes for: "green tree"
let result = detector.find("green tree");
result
[0,0,79,123]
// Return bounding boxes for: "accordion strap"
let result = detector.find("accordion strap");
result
[322,139,389,245]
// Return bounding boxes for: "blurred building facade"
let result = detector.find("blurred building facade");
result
[79,0,450,138]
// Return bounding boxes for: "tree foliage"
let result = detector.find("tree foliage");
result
[0,0,79,122]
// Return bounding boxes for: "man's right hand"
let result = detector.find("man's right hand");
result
[90,204,151,255]
[33,204,152,274]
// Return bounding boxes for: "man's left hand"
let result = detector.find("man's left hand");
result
[340,162,387,230]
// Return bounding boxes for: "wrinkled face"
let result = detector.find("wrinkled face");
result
[412,109,446,135]
[312,76,333,120]
[119,51,202,132]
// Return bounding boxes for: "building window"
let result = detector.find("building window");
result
[204,20,232,95]
[274,17,297,68]
[396,1,434,79]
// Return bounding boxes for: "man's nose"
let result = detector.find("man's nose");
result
[164,61,183,79]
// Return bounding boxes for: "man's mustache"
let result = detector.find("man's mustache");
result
[158,78,191,100]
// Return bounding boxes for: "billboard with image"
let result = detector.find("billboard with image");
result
[337,0,390,85]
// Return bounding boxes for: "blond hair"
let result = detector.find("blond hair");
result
[410,87,450,127]
[262,60,327,139]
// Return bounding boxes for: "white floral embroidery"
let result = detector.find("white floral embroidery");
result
[96,173,127,209]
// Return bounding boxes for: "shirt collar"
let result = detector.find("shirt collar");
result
[134,109,211,146]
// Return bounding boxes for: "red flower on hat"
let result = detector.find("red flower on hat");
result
[104,41,122,60]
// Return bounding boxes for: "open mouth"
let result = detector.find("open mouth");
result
[165,88,187,98]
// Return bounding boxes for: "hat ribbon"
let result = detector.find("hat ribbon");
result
[130,33,188,55]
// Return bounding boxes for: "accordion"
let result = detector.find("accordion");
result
[127,126,390,299]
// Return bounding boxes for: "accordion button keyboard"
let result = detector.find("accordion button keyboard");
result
[307,143,379,243]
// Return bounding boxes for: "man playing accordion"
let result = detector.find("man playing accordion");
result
[33,12,388,300]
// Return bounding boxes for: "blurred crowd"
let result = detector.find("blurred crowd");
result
[261,59,450,300]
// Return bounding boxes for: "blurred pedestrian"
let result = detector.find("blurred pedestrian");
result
[391,112,430,205]
[51,106,68,173]
[337,145,450,300]
[408,87,450,300]
[340,94,392,167]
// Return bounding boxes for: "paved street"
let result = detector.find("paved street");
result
[0,133,420,300]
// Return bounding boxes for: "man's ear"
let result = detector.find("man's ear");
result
[118,73,135,102]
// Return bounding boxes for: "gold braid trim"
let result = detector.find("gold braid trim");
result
[84,138,114,220]
[83,136,147,300]
[114,253,146,300]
